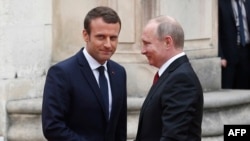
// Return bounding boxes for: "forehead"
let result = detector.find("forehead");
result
[89,18,120,30]
[141,22,158,40]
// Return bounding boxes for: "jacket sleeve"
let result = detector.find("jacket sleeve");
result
[115,68,127,141]
[42,65,87,141]
[160,72,203,141]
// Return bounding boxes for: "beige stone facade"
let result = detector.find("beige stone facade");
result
[3,0,248,141]
[0,0,52,140]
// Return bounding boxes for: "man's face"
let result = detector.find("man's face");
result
[83,17,120,64]
[141,23,166,68]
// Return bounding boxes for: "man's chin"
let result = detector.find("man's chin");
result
[148,62,154,66]
[148,61,157,67]
[101,56,112,62]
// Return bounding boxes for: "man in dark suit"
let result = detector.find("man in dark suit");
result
[42,6,127,141]
[218,0,250,89]
[135,16,203,141]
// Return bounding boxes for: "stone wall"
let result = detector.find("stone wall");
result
[0,0,221,140]
[0,0,52,139]
[52,0,220,95]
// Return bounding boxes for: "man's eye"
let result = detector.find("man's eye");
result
[142,41,150,45]
[97,35,104,40]
[110,36,118,41]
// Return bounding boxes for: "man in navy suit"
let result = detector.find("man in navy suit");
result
[135,16,203,141]
[218,0,250,89]
[42,6,127,141]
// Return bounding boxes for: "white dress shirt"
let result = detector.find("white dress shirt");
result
[158,52,185,77]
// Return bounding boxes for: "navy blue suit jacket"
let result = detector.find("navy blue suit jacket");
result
[42,48,127,141]
[135,55,203,141]
[218,0,250,63]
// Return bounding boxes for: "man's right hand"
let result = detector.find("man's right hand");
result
[221,59,227,68]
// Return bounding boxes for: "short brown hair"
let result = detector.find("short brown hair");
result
[84,6,121,34]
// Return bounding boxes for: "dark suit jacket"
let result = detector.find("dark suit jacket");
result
[218,0,250,63]
[135,55,203,141]
[42,48,127,141]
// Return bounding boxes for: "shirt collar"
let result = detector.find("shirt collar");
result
[83,48,107,71]
[158,52,185,76]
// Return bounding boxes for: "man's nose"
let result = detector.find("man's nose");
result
[141,46,146,54]
[104,38,111,47]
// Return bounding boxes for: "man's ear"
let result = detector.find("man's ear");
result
[82,30,89,42]
[164,36,172,48]
[165,36,173,48]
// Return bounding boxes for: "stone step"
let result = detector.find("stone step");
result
[127,90,250,140]
[6,90,250,141]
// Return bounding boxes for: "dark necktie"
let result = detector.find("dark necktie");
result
[98,66,109,118]
[153,71,159,85]
[235,0,246,47]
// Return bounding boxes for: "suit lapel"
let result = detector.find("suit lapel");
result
[106,62,118,121]
[76,48,109,121]
[139,55,189,121]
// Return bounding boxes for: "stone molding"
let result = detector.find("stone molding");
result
[5,90,250,141]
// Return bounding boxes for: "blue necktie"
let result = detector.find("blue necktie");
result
[98,66,109,118]
[235,0,246,47]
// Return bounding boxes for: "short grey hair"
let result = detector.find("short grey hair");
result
[151,16,184,48]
